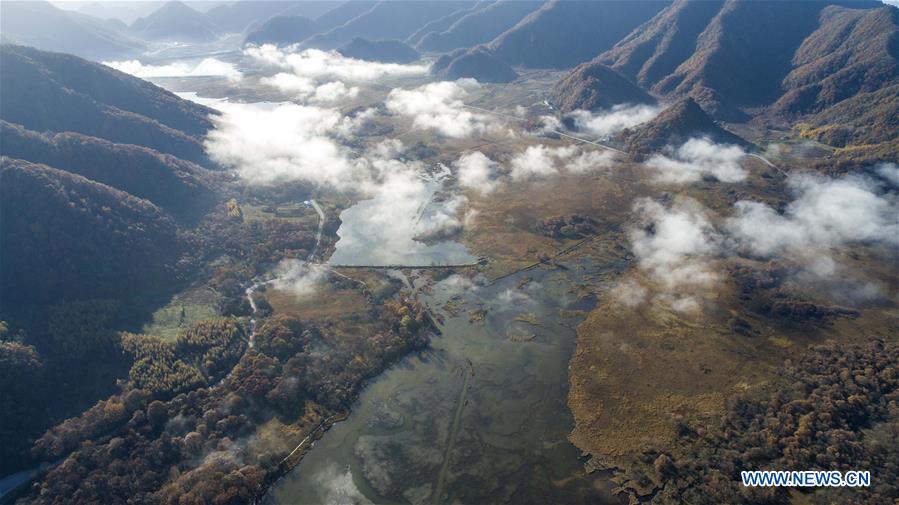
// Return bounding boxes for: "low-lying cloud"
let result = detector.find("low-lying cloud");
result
[727,173,899,256]
[104,58,243,82]
[455,152,499,194]
[204,101,367,188]
[272,260,328,298]
[259,73,360,103]
[509,145,615,180]
[646,138,747,184]
[245,45,428,81]
[630,198,721,293]
[570,103,661,138]
[385,80,493,138]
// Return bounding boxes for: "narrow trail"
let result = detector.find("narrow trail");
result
[747,153,787,176]
[431,360,474,504]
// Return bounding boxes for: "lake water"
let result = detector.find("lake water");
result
[267,257,626,505]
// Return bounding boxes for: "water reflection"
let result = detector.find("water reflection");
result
[268,261,626,505]
[328,176,477,267]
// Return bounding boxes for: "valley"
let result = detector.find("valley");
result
[1,1,898,504]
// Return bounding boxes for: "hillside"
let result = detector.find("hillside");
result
[432,47,518,83]
[0,44,217,165]
[301,1,472,49]
[310,0,380,32]
[415,0,540,53]
[244,15,320,46]
[0,0,143,59]
[619,97,750,160]
[549,61,656,112]
[773,5,899,116]
[597,0,725,88]
[651,0,882,118]
[208,0,332,33]
[130,1,221,42]
[556,0,893,126]
[488,0,670,69]
[0,158,183,307]
[405,1,492,48]
[338,38,420,64]
[0,121,221,220]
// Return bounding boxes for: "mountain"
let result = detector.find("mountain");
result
[415,0,540,53]
[619,98,750,160]
[0,0,143,60]
[432,47,518,83]
[338,38,420,64]
[549,62,656,112]
[558,0,893,125]
[74,1,163,25]
[405,1,493,48]
[488,0,670,69]
[597,0,725,89]
[0,44,217,166]
[0,158,183,307]
[244,15,320,46]
[0,121,220,221]
[130,1,221,42]
[772,5,898,118]
[311,1,380,32]
[300,1,472,49]
[207,1,333,33]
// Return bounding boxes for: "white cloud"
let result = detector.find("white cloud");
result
[610,279,648,308]
[259,73,360,103]
[385,80,493,138]
[876,162,899,188]
[103,58,243,82]
[630,198,720,292]
[204,101,365,188]
[510,145,578,180]
[567,149,616,173]
[272,260,328,298]
[727,173,899,257]
[455,152,499,194]
[645,137,747,184]
[570,103,661,138]
[509,145,614,180]
[245,45,428,81]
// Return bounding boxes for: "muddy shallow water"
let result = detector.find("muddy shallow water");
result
[268,256,626,505]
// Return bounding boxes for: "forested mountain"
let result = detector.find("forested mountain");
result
[552,0,897,159]
[619,98,749,160]
[597,0,725,89]
[129,1,221,42]
[0,158,183,307]
[405,1,494,48]
[0,44,217,165]
[338,38,420,64]
[207,0,333,33]
[0,121,221,220]
[414,0,540,53]
[244,15,320,46]
[300,1,471,49]
[550,62,655,112]
[0,0,143,59]
[488,0,669,69]
[432,47,518,83]
[309,0,380,33]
